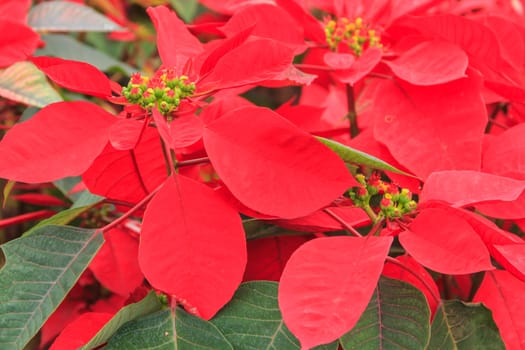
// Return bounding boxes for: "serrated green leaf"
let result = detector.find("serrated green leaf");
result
[212,281,338,350]
[0,61,62,108]
[36,34,137,75]
[28,1,124,32]
[169,0,199,22]
[23,206,94,237]
[428,300,505,350]
[81,292,162,349]
[0,225,103,350]
[105,308,234,350]
[340,277,431,350]
[316,136,417,177]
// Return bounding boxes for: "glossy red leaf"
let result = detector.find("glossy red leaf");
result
[147,6,203,75]
[50,312,113,350]
[0,101,115,183]
[243,235,311,282]
[420,170,525,207]
[109,118,146,151]
[139,175,247,320]
[0,20,39,67]
[399,208,493,274]
[29,56,112,98]
[40,298,85,348]
[203,106,356,218]
[278,236,393,349]
[83,127,167,204]
[152,108,203,149]
[382,255,440,316]
[474,270,525,349]
[385,40,468,85]
[372,75,486,179]
[198,38,296,91]
[89,228,143,296]
[275,0,326,43]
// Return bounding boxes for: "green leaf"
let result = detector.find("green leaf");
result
[212,281,338,350]
[105,308,234,349]
[28,1,124,32]
[0,61,62,107]
[2,180,15,207]
[316,136,417,177]
[169,0,199,22]
[0,225,103,350]
[340,277,431,350]
[428,300,505,350]
[23,206,94,237]
[81,292,162,349]
[36,34,137,75]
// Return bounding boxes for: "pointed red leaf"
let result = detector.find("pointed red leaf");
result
[152,108,203,149]
[420,170,525,207]
[139,175,246,320]
[475,195,525,219]
[278,236,393,349]
[474,270,525,349]
[89,228,143,296]
[399,208,493,274]
[109,118,146,151]
[244,235,311,282]
[147,6,203,75]
[0,101,115,183]
[336,47,382,85]
[483,123,525,180]
[493,244,525,282]
[275,0,326,43]
[50,312,113,350]
[83,127,167,204]
[385,40,468,85]
[372,75,486,179]
[0,20,39,67]
[29,56,112,98]
[203,106,356,219]
[40,298,85,348]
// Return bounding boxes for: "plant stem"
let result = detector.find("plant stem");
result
[362,205,379,224]
[177,157,210,168]
[385,256,441,305]
[346,84,359,138]
[323,208,363,237]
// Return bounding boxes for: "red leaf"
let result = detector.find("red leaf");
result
[203,106,356,218]
[274,206,370,232]
[109,118,146,151]
[278,236,393,349]
[138,175,247,320]
[147,6,203,75]
[399,208,493,274]
[0,210,55,229]
[483,123,525,180]
[29,56,112,98]
[385,40,468,85]
[420,170,525,207]
[12,193,65,206]
[474,270,525,349]
[493,244,525,282]
[323,52,355,70]
[372,75,486,179]
[336,47,382,85]
[0,20,39,67]
[40,298,85,348]
[50,312,113,350]
[83,127,167,204]
[0,101,115,183]
[475,195,525,219]
[243,235,311,282]
[382,255,440,316]
[152,108,203,149]
[275,0,326,43]
[89,228,143,296]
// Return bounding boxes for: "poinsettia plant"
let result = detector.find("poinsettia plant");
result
[1,0,525,349]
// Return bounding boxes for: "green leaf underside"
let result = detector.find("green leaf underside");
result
[0,61,62,107]
[428,301,505,350]
[212,281,338,350]
[340,277,431,350]
[316,136,416,177]
[37,34,137,75]
[0,225,103,350]
[81,292,162,349]
[28,1,124,32]
[105,308,234,350]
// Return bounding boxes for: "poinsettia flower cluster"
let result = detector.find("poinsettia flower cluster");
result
[2,0,525,349]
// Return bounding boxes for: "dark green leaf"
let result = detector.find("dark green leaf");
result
[316,136,417,177]
[23,206,94,237]
[428,300,505,350]
[28,1,124,32]
[36,34,137,75]
[0,225,103,349]
[169,0,199,22]
[105,308,233,350]
[0,61,62,107]
[212,281,338,350]
[340,277,431,349]
[81,292,162,349]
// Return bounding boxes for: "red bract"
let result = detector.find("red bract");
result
[50,312,114,350]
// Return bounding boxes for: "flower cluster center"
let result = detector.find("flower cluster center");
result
[122,68,196,115]
[324,17,381,56]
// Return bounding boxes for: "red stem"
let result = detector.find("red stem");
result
[323,208,363,237]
